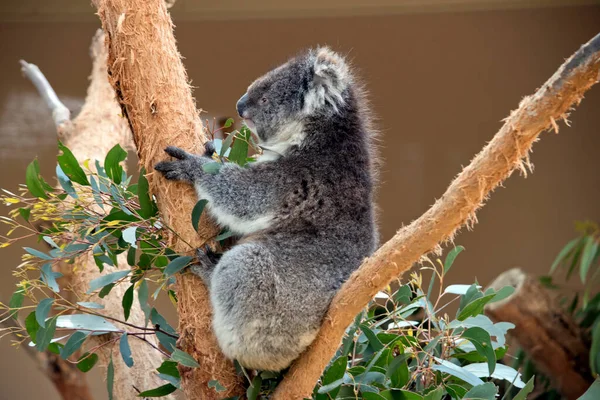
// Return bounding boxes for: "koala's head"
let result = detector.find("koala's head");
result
[236,47,352,149]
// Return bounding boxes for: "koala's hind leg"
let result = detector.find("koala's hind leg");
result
[190,245,222,285]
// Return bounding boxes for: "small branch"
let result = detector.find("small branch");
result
[19,60,71,129]
[274,32,600,399]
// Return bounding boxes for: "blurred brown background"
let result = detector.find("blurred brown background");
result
[1,1,599,399]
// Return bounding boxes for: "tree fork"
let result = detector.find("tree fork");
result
[273,32,600,399]
[92,0,245,398]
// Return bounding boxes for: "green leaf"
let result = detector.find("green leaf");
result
[57,141,89,185]
[56,314,120,333]
[202,162,222,174]
[387,354,410,388]
[444,245,465,275]
[77,301,105,310]
[157,374,181,389]
[60,331,90,359]
[104,144,127,184]
[122,284,134,321]
[138,384,178,397]
[246,375,262,400]
[77,352,99,372]
[488,285,515,304]
[36,298,54,328]
[9,287,26,319]
[99,283,115,298]
[107,355,114,400]
[157,361,180,378]
[462,327,496,375]
[360,324,384,351]
[25,247,52,260]
[215,230,234,241]
[19,207,31,222]
[457,294,497,321]
[445,384,468,400]
[363,394,387,400]
[122,227,137,249]
[317,356,347,399]
[431,357,484,387]
[591,322,600,375]
[25,159,49,199]
[164,256,193,277]
[220,133,235,158]
[462,382,497,400]
[550,237,580,274]
[229,129,250,166]
[171,349,200,368]
[56,164,78,198]
[511,376,535,400]
[208,380,226,393]
[138,279,151,325]
[36,316,58,352]
[40,263,62,293]
[120,333,134,367]
[191,199,208,231]
[89,176,104,209]
[223,118,234,128]
[137,167,157,218]
[424,387,444,400]
[25,311,40,343]
[580,236,598,283]
[87,270,131,293]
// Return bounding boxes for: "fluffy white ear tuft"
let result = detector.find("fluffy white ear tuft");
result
[304,47,351,114]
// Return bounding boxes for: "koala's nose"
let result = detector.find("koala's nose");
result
[236,93,249,118]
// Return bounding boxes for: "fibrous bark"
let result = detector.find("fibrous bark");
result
[22,30,174,400]
[273,33,600,399]
[92,0,245,398]
[486,268,593,399]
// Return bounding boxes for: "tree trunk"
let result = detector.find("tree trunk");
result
[486,268,593,399]
[273,33,600,399]
[22,29,174,400]
[92,0,245,398]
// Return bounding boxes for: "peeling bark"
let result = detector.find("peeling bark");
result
[92,0,245,398]
[486,268,593,399]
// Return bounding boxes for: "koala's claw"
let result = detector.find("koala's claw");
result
[204,141,216,157]
[164,146,190,160]
[154,160,190,182]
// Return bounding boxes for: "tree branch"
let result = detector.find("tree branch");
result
[92,0,244,398]
[19,60,71,129]
[274,32,600,399]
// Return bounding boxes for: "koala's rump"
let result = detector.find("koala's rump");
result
[208,235,351,371]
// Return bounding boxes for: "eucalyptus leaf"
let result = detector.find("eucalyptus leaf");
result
[164,256,193,277]
[56,314,120,334]
[462,382,497,400]
[104,144,127,184]
[171,349,200,368]
[87,270,131,293]
[35,298,54,328]
[122,284,134,321]
[107,356,114,400]
[56,164,78,198]
[191,199,208,231]
[58,141,89,186]
[119,333,134,367]
[60,331,90,359]
[138,384,178,397]
[444,245,465,275]
[463,363,525,388]
[431,357,484,387]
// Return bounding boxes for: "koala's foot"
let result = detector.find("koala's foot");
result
[154,146,202,183]
[190,245,222,284]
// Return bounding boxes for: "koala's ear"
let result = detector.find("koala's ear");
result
[305,47,350,113]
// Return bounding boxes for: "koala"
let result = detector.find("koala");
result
[154,47,378,371]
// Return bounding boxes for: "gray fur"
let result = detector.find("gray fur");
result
[154,47,378,371]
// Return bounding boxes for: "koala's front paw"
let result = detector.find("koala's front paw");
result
[154,146,200,183]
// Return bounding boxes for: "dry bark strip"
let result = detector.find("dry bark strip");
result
[273,33,600,399]
[92,0,245,398]
[486,268,593,399]
[22,30,174,400]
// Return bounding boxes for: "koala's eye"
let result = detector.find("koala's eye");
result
[260,97,268,105]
